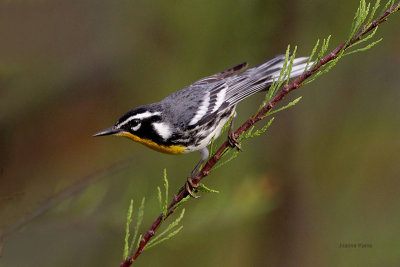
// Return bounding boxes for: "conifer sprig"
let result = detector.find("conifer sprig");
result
[120,1,400,265]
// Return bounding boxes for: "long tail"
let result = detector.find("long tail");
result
[225,55,311,106]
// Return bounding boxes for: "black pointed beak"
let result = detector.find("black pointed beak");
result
[93,126,121,137]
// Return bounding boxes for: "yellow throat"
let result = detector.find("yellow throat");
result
[116,132,185,155]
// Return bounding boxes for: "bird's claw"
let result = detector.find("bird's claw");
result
[228,133,242,151]
[185,177,200,199]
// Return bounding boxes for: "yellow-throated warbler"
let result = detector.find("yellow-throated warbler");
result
[94,54,310,197]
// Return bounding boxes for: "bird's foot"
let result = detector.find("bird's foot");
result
[228,132,242,151]
[227,114,242,151]
[185,176,200,199]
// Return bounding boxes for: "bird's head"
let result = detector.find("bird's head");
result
[93,105,165,141]
[93,105,184,155]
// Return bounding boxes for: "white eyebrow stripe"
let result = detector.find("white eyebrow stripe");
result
[189,92,210,126]
[117,111,161,127]
[152,122,172,140]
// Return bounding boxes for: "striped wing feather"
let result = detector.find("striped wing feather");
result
[187,55,310,127]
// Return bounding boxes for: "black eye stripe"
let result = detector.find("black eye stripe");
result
[130,119,140,126]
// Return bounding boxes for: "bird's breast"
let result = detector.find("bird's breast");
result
[116,132,185,154]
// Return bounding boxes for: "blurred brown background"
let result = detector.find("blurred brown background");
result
[0,0,399,266]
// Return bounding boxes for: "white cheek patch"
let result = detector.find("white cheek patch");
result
[152,122,172,140]
[189,92,210,126]
[131,123,141,131]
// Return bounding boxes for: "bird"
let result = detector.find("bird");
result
[93,54,310,197]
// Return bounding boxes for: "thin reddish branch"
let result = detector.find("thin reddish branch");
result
[120,2,400,266]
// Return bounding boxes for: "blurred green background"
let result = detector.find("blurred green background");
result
[1,0,399,266]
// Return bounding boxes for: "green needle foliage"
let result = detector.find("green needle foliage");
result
[123,200,134,259]
[145,170,188,249]
[162,169,169,218]
[264,46,295,103]
[123,197,146,259]
[129,197,145,253]
[301,36,332,86]
[145,208,185,249]
[265,97,302,118]
[123,169,191,258]
[304,0,397,86]
[157,168,169,218]
[172,194,191,210]
[197,183,220,193]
